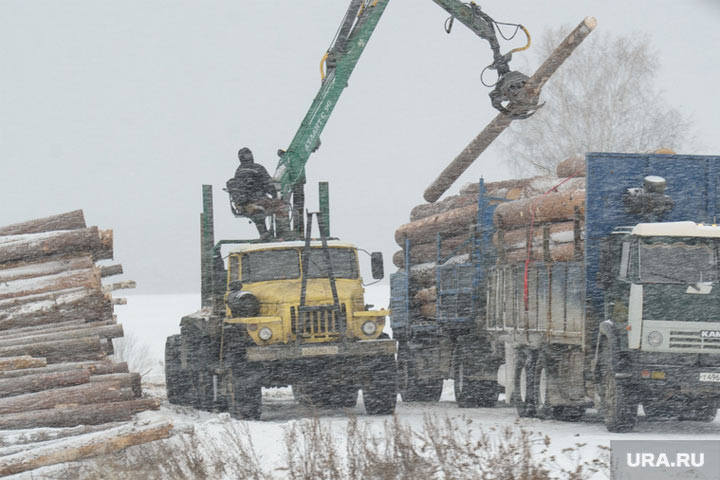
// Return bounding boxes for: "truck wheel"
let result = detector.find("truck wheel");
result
[513,350,536,418]
[679,399,718,422]
[227,365,262,420]
[363,355,397,415]
[165,335,189,405]
[398,347,443,402]
[642,399,682,420]
[533,353,584,421]
[453,345,499,408]
[598,343,636,432]
[533,353,554,419]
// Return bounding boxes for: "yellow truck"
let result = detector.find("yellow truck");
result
[164,186,397,419]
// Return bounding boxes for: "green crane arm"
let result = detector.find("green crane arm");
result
[273,0,533,199]
[274,0,390,197]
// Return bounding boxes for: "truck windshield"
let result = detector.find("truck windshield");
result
[241,249,300,282]
[639,240,718,284]
[304,248,358,279]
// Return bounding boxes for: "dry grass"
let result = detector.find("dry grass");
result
[45,414,607,480]
[112,333,156,376]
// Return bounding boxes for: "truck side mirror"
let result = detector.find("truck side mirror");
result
[371,252,384,280]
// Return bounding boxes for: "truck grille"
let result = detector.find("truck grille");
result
[669,331,720,351]
[291,304,347,339]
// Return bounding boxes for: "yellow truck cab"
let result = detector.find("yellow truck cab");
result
[165,212,398,420]
[224,240,389,347]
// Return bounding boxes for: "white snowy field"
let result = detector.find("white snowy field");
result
[104,288,720,479]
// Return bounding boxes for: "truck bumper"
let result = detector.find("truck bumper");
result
[245,339,397,363]
[627,352,720,396]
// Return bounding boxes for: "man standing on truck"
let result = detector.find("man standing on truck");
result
[227,147,288,238]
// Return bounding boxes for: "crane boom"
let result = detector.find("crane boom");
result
[274,0,390,198]
[266,0,533,236]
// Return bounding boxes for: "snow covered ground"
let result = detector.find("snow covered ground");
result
[110,288,720,479]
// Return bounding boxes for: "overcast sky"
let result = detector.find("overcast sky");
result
[1,0,719,294]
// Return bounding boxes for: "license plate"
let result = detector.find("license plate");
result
[301,346,339,356]
[699,372,720,382]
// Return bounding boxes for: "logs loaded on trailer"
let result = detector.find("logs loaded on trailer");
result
[395,160,587,319]
[0,210,172,476]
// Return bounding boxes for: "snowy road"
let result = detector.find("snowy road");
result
[114,293,720,478]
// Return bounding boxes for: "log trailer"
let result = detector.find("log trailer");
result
[164,1,534,419]
[489,153,720,432]
[390,17,596,406]
[394,152,720,431]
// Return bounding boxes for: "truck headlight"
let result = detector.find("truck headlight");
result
[258,327,273,341]
[361,321,377,336]
[647,330,663,347]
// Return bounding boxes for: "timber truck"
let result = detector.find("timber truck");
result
[163,0,534,419]
[164,187,396,419]
[488,152,720,432]
[398,152,720,431]
[390,17,596,406]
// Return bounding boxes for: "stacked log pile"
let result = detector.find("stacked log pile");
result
[394,160,587,319]
[0,210,171,476]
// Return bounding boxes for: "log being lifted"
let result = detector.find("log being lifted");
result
[0,369,89,398]
[0,227,111,266]
[0,418,172,476]
[0,382,135,415]
[0,210,86,236]
[423,17,597,203]
[0,356,46,372]
[0,336,106,364]
[493,190,586,229]
[0,397,161,430]
[412,177,546,222]
[0,360,128,379]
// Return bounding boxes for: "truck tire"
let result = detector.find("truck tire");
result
[363,354,397,415]
[227,365,262,420]
[165,334,190,405]
[597,343,636,432]
[180,324,215,410]
[679,399,718,422]
[453,344,499,408]
[642,400,683,420]
[533,353,585,421]
[398,346,443,403]
[513,350,536,418]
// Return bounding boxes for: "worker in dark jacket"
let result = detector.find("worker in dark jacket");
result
[227,148,288,239]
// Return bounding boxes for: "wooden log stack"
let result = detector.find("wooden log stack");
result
[394,169,587,319]
[0,210,172,476]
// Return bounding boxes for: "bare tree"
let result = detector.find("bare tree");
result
[499,28,695,176]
